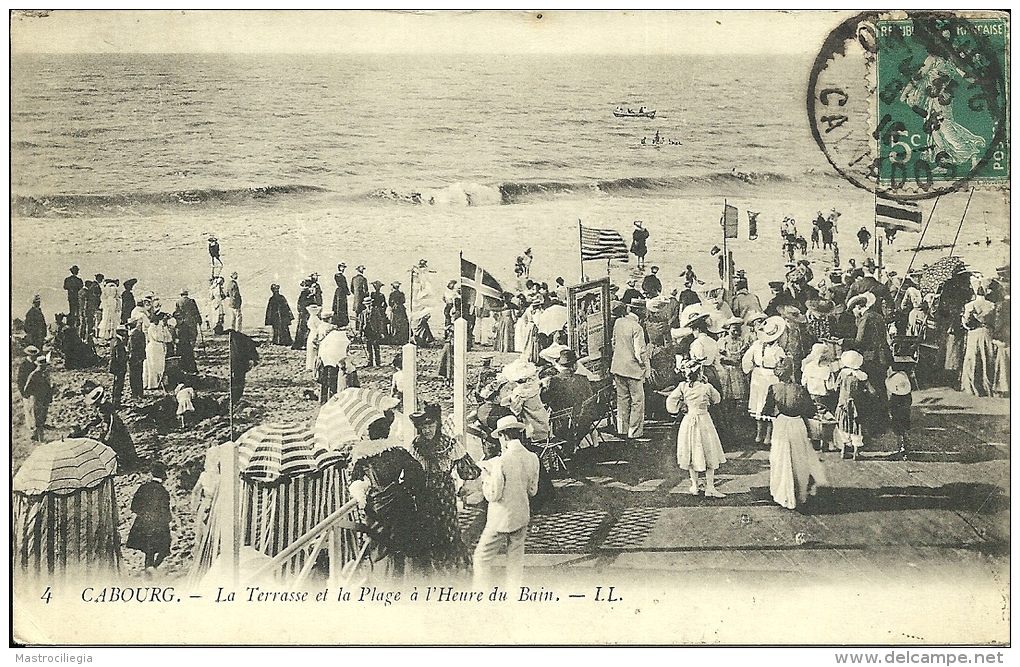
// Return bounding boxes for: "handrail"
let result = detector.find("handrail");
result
[246,497,360,583]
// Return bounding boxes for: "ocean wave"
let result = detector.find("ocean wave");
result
[12,184,328,218]
[359,170,799,207]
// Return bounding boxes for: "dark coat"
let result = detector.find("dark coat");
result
[120,289,136,325]
[350,443,428,559]
[229,330,260,377]
[24,305,46,348]
[264,293,294,328]
[126,481,171,556]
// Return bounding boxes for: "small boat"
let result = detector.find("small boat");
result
[614,108,656,118]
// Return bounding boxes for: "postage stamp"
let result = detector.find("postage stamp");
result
[809,11,1009,200]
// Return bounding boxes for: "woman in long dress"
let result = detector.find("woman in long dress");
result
[305,304,326,372]
[143,314,173,390]
[764,357,828,510]
[742,316,788,444]
[667,359,727,498]
[960,285,996,396]
[98,280,121,341]
[388,282,410,344]
[207,277,226,333]
[716,317,750,404]
[492,303,516,353]
[408,404,481,575]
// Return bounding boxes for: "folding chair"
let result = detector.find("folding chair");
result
[539,406,573,475]
[890,335,920,388]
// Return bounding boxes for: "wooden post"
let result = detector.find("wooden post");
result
[453,317,467,436]
[221,440,240,587]
[401,342,417,416]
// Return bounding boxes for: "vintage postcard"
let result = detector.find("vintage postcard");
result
[10,10,1010,647]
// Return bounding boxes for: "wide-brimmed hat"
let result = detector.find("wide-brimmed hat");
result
[409,402,442,426]
[626,278,637,287]
[492,415,527,436]
[847,292,876,311]
[743,311,767,326]
[356,265,366,272]
[85,386,106,406]
[680,306,711,329]
[502,360,538,383]
[840,350,864,370]
[805,299,835,316]
[777,304,807,324]
[371,280,384,288]
[338,262,347,269]
[633,220,643,228]
[556,349,579,366]
[306,304,322,314]
[768,281,784,290]
[759,316,787,343]
[391,281,401,288]
[721,316,743,329]
[886,371,912,396]
[23,345,40,357]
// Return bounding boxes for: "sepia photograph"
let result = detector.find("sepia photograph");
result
[9,10,1011,648]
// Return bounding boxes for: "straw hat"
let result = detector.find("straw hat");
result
[306,304,322,315]
[409,402,442,426]
[492,415,527,436]
[847,292,877,312]
[886,371,912,396]
[840,350,864,370]
[743,311,767,327]
[85,386,106,406]
[759,316,787,343]
[371,280,384,289]
[721,316,743,329]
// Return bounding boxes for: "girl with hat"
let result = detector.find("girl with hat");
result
[801,342,838,418]
[716,316,750,407]
[408,403,481,575]
[834,351,872,460]
[886,368,913,458]
[742,316,788,445]
[666,358,727,498]
[762,357,828,509]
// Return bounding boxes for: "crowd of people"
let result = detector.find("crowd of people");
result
[13,217,1011,580]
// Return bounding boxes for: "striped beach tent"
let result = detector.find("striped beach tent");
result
[315,387,406,452]
[236,422,343,484]
[13,438,120,578]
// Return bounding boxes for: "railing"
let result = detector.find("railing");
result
[245,498,371,588]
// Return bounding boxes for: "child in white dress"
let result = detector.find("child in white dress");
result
[667,359,727,498]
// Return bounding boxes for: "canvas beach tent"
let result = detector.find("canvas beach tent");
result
[13,438,121,581]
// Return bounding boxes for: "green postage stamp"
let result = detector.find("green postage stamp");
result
[874,14,1009,192]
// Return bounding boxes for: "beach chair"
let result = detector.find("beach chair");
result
[538,406,573,475]
[890,335,920,388]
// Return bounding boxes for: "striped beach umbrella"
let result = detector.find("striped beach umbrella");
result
[235,422,343,484]
[315,388,403,451]
[13,438,118,495]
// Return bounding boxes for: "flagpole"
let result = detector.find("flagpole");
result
[578,219,584,283]
[949,187,975,258]
[722,198,729,289]
[894,194,941,305]
[408,266,415,343]
[458,251,465,321]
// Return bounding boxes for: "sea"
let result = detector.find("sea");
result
[10,53,1008,322]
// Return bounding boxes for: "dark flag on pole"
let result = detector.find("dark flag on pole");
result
[748,211,759,240]
[723,203,739,239]
[579,224,630,262]
[876,197,922,233]
[460,256,504,313]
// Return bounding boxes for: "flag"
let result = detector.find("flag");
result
[580,224,629,262]
[748,211,759,240]
[723,203,739,239]
[876,197,922,233]
[460,256,504,312]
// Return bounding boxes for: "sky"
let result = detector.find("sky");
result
[10,10,848,55]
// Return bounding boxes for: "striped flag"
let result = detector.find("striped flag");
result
[580,224,629,262]
[876,197,922,233]
[460,256,504,311]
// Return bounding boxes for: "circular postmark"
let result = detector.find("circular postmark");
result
[808,11,1008,200]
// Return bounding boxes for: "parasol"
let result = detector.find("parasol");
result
[315,388,407,451]
[535,305,568,334]
[13,438,117,495]
[235,422,343,484]
[919,256,967,294]
[318,330,350,366]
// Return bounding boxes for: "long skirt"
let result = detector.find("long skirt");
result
[961,327,994,397]
[676,410,726,472]
[944,330,964,371]
[835,398,862,436]
[769,414,828,510]
[390,305,410,344]
[748,366,778,415]
[716,362,748,403]
[98,304,120,340]
[992,340,1010,396]
[271,322,293,347]
[493,318,515,352]
[292,313,310,350]
[143,342,166,390]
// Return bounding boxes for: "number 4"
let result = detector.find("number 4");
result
[41,587,52,604]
